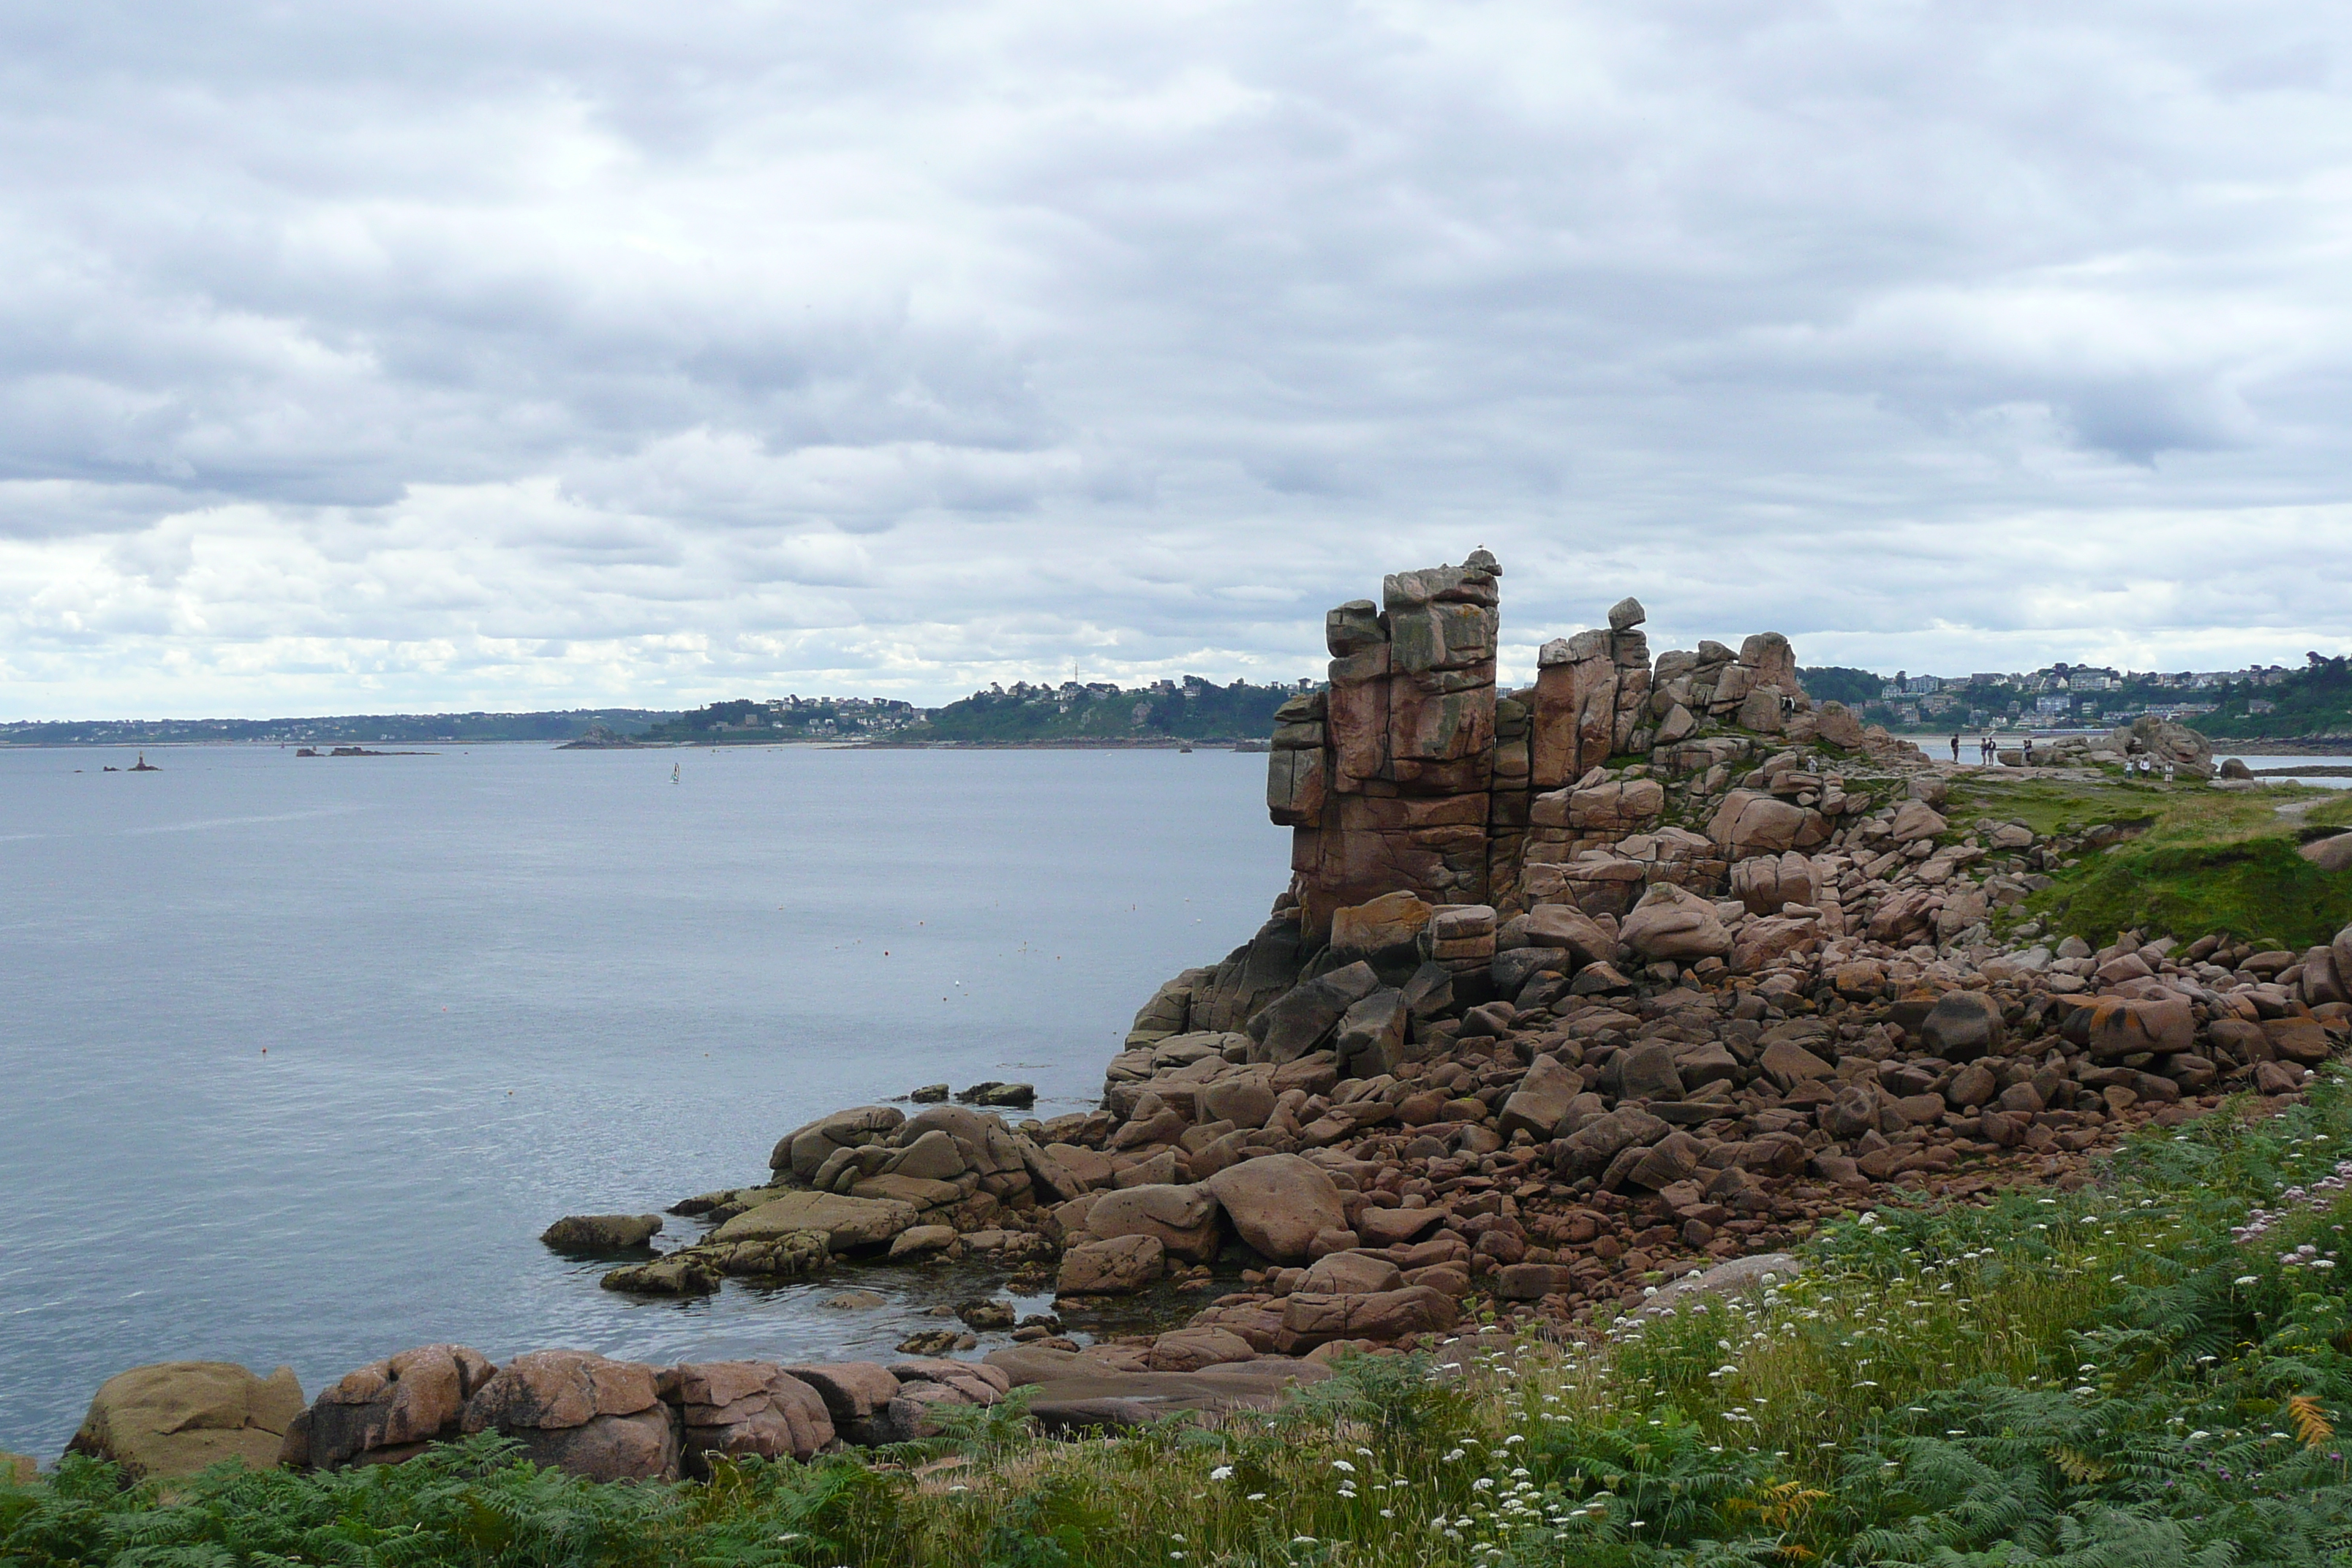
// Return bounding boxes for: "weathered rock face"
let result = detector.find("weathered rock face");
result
[1266,554,1832,960]
[1247,962,1382,1063]
[68,1362,305,1480]
[283,1344,497,1469]
[660,1361,834,1472]
[461,1350,679,1482]
[1282,552,1502,940]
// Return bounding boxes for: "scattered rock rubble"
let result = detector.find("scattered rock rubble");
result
[56,551,2352,1483]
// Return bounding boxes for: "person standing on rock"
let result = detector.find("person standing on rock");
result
[1950,733,1961,763]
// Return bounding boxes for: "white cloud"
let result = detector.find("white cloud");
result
[1,0,2350,716]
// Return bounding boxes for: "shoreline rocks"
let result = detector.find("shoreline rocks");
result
[67,1362,305,1480]
[47,551,2352,1485]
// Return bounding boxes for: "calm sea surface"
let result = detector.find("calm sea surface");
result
[0,744,1280,1459]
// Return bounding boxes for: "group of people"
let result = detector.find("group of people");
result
[1948,731,2175,782]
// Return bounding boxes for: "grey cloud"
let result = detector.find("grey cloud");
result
[1,0,2350,717]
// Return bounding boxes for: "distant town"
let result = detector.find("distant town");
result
[1802,653,2351,740]
[6,653,2348,747]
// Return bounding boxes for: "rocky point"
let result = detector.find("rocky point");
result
[48,551,2352,1483]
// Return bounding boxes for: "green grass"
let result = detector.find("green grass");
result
[29,1081,2352,1564]
[2036,835,2352,953]
[1940,771,2352,949]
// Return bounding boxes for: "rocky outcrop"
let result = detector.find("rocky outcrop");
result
[282,1343,496,1469]
[660,1362,834,1472]
[1202,1156,1348,1264]
[461,1351,680,1482]
[1279,554,1506,941]
[68,1362,305,1480]
[77,548,2321,1487]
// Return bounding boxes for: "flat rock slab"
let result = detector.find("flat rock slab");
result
[1019,1360,1332,1432]
[1626,1253,1803,1324]
[712,1191,919,1251]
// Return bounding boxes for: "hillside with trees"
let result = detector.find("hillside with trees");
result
[896,676,1300,744]
[627,696,924,745]
[2198,655,2352,741]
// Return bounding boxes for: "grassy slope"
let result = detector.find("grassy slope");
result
[20,1082,2352,1564]
[1942,772,2352,951]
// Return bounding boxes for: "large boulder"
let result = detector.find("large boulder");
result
[2264,1016,2334,1067]
[1628,1253,1802,1322]
[1608,1044,1684,1104]
[1202,1154,1348,1264]
[461,1351,679,1482]
[1082,1184,1224,1263]
[1919,992,2004,1062]
[1517,902,1614,966]
[1730,914,1820,973]
[1300,1251,1406,1294]
[1620,883,1732,962]
[1057,1235,1166,1294]
[1812,701,1866,749]
[775,1363,901,1431]
[67,1362,304,1480]
[1888,799,1948,845]
[1145,1327,1261,1372]
[1730,853,1817,916]
[2130,715,2214,777]
[282,1344,497,1470]
[1327,892,1436,967]
[711,1191,919,1253]
[1708,791,1823,857]
[660,1362,834,1472]
[1245,963,1383,1064]
[1497,1053,1582,1139]
[772,1106,905,1181]
[2082,995,2196,1060]
[540,1215,663,1251]
[1280,1286,1459,1348]
[1199,1071,1278,1129]
[1555,1106,1670,1174]
[1332,988,1411,1077]
[895,1104,1031,1181]
[1012,1362,1333,1433]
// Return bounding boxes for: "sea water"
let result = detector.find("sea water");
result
[0,744,1278,1458]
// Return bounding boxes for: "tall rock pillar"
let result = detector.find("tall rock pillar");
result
[1270,551,1502,943]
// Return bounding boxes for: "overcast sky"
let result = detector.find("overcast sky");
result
[3,1,2349,717]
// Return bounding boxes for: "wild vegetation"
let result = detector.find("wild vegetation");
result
[1936,770,2352,952]
[19,1071,2352,1565]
